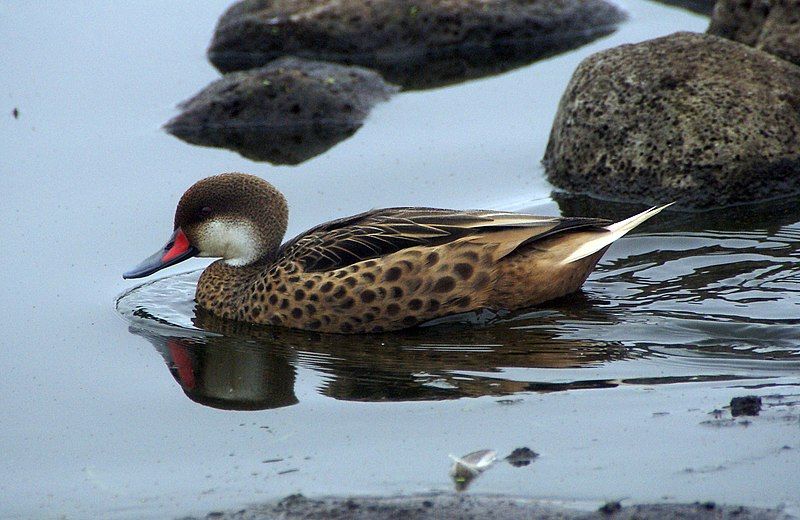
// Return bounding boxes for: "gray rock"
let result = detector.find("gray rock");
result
[207,0,627,90]
[164,57,396,165]
[708,0,800,67]
[543,32,800,209]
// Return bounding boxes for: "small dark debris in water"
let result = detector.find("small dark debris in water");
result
[682,464,727,474]
[496,398,523,406]
[278,468,299,475]
[700,501,716,510]
[781,445,792,450]
[206,512,224,519]
[652,411,669,417]
[699,418,745,428]
[599,501,622,514]
[12,108,19,119]
[262,458,283,464]
[504,447,539,467]
[731,395,762,417]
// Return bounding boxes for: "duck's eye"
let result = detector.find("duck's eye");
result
[200,206,213,217]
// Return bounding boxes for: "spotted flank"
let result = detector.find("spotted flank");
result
[125,173,670,333]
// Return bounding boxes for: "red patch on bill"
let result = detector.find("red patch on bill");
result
[162,230,191,263]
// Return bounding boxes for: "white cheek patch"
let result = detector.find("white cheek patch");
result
[197,219,261,266]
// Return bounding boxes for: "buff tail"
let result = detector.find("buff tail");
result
[560,203,674,264]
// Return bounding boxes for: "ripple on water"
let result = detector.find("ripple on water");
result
[116,214,800,410]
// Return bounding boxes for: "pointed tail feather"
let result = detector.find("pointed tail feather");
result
[560,203,674,264]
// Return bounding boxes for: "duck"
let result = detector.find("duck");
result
[124,173,669,334]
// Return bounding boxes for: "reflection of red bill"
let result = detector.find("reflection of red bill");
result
[123,227,199,279]
[167,339,196,389]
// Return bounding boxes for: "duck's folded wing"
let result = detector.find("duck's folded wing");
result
[279,207,609,273]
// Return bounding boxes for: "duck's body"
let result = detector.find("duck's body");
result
[125,173,668,334]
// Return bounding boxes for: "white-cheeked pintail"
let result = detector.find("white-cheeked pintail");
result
[124,173,669,333]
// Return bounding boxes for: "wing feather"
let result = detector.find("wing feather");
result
[279,207,608,272]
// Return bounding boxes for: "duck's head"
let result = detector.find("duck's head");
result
[123,173,288,279]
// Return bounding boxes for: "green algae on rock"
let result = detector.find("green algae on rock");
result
[164,56,396,165]
[544,32,800,209]
[207,0,627,90]
[708,0,800,68]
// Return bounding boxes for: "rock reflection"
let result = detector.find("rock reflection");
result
[127,294,632,410]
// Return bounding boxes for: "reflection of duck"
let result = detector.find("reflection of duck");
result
[124,173,669,333]
[133,327,298,410]
[127,296,631,411]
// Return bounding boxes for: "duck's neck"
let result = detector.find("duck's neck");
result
[195,259,269,321]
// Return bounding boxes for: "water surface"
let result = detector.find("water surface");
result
[1,1,798,519]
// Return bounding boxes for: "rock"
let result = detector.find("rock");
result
[504,447,539,467]
[708,0,800,67]
[730,395,762,416]
[543,32,800,209]
[164,57,396,165]
[207,0,627,90]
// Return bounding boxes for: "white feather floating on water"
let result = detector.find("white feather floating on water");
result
[449,449,497,477]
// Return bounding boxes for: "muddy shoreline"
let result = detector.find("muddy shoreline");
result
[181,493,795,520]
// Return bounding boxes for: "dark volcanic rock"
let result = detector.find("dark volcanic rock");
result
[708,0,800,67]
[544,32,800,209]
[207,0,627,90]
[505,447,539,467]
[164,57,395,165]
[730,395,762,417]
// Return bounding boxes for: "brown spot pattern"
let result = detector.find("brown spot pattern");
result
[193,241,544,334]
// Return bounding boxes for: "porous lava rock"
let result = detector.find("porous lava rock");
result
[543,32,800,209]
[207,0,627,90]
[708,0,800,67]
[164,57,396,165]
[730,395,762,417]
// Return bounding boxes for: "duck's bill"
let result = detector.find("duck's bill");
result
[123,228,199,279]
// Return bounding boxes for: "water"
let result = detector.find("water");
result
[1,1,798,519]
